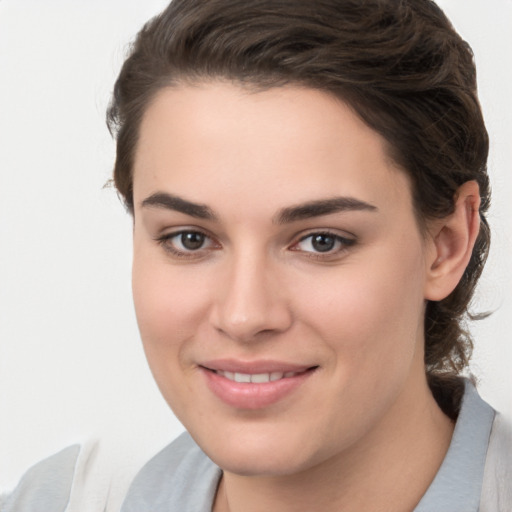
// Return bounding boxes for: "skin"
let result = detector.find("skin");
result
[131,82,480,511]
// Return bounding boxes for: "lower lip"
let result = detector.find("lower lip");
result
[201,368,315,410]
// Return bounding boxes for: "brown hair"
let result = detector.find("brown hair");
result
[107,0,490,410]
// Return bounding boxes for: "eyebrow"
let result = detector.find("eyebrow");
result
[274,197,378,224]
[141,192,216,220]
[140,192,377,223]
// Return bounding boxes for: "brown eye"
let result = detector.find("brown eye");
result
[157,229,218,257]
[180,232,205,250]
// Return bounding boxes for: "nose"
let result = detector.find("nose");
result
[210,251,293,342]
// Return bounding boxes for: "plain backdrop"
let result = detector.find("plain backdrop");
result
[1,0,511,496]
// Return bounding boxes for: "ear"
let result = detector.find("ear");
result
[424,180,481,301]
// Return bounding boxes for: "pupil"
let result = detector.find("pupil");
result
[181,232,204,250]
[312,234,335,252]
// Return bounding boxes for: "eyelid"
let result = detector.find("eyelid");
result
[154,227,355,260]
[155,227,221,258]
[289,230,356,256]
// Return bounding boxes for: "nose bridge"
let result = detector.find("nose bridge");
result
[212,246,291,341]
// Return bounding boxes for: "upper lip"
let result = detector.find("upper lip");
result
[200,359,316,374]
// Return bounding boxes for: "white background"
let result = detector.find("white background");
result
[1,0,511,496]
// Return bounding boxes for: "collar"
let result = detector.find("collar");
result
[414,379,495,511]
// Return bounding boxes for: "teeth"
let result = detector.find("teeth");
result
[251,373,270,383]
[216,370,295,383]
[234,372,251,383]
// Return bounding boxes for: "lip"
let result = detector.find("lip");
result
[200,359,317,410]
[201,359,313,374]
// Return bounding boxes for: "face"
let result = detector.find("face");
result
[132,82,434,476]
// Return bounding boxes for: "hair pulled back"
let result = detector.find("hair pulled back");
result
[107,0,491,409]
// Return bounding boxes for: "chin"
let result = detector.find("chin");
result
[192,424,326,477]
[211,449,312,477]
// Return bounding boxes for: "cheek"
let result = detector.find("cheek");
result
[131,251,213,418]
[297,246,426,375]
[131,246,209,367]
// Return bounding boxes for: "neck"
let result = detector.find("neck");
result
[213,375,454,512]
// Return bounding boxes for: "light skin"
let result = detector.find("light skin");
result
[131,82,481,511]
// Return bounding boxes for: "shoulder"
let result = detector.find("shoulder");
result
[0,439,130,512]
[1,444,85,512]
[120,432,221,512]
[480,411,512,511]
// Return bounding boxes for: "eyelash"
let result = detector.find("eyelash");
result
[156,230,219,259]
[290,231,356,258]
[155,229,356,260]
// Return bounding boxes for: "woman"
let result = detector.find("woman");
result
[2,1,510,511]
[110,0,510,510]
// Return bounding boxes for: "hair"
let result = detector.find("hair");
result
[107,0,490,415]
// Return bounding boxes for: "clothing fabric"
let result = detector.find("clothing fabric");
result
[2,380,511,512]
[0,440,128,512]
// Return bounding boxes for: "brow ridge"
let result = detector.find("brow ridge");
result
[141,192,216,220]
[141,192,377,224]
[275,197,378,224]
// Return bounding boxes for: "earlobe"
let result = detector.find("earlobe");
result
[424,181,481,301]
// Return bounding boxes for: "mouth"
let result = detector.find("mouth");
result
[209,368,313,383]
[199,362,318,409]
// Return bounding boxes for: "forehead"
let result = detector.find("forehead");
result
[133,82,413,219]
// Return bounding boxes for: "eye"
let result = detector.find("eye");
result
[175,231,207,251]
[291,232,355,255]
[157,230,219,257]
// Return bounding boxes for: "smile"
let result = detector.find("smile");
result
[214,370,303,383]
[201,363,318,409]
